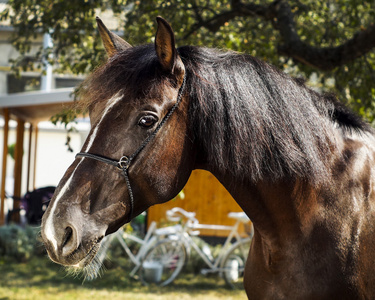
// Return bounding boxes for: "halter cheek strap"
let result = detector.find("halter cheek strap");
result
[75,152,134,218]
[75,76,186,222]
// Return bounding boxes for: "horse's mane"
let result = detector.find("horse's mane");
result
[77,44,372,184]
[178,46,372,183]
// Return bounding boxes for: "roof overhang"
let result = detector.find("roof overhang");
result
[0,88,75,123]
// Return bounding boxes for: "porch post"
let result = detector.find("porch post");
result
[12,118,25,223]
[26,123,33,193]
[0,108,9,225]
[33,125,39,190]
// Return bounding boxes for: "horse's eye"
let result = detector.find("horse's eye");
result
[138,115,158,128]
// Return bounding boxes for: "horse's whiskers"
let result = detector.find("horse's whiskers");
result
[82,256,105,282]
[64,241,108,282]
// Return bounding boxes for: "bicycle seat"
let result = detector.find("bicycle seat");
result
[154,224,182,236]
[228,212,250,223]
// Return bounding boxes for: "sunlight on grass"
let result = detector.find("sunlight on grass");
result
[0,257,247,300]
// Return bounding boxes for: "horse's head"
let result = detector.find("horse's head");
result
[41,17,195,271]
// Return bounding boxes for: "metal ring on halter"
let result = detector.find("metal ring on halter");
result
[117,156,130,170]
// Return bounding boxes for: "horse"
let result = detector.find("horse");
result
[41,16,375,299]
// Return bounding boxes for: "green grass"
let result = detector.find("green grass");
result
[0,256,247,300]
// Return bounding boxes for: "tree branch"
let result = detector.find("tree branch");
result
[185,0,375,71]
[271,1,375,70]
[182,2,268,40]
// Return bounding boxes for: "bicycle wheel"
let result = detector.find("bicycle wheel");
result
[221,237,252,289]
[139,238,186,286]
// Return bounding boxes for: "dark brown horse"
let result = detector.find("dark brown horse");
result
[41,16,375,299]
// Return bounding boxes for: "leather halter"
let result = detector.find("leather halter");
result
[76,76,186,221]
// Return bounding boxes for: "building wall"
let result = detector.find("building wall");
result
[147,170,249,237]
[0,120,89,212]
[32,124,88,188]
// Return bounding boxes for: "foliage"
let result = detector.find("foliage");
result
[8,143,16,159]
[0,225,45,261]
[1,0,375,121]
[0,0,114,76]
[50,107,80,152]
[124,0,375,122]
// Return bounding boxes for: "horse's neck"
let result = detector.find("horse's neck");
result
[214,175,307,245]
[207,129,375,297]
[211,129,375,251]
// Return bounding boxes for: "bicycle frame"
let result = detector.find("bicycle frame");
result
[189,221,245,273]
[98,221,158,276]
[99,207,251,284]
[167,208,250,274]
[98,220,185,277]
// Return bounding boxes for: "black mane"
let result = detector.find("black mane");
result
[177,46,371,183]
[79,44,371,184]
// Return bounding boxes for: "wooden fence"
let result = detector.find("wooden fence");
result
[147,170,250,237]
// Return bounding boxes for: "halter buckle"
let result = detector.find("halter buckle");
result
[117,156,130,170]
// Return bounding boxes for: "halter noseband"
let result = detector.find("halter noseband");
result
[76,76,186,221]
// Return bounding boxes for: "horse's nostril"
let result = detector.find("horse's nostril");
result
[62,226,73,248]
[61,226,78,257]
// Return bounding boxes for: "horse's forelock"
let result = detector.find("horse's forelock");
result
[76,44,174,113]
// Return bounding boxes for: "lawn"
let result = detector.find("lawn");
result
[0,256,247,300]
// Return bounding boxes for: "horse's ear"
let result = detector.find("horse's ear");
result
[96,17,132,57]
[155,17,184,76]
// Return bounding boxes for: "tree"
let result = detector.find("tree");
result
[2,0,375,122]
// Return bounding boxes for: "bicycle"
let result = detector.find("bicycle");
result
[139,207,253,289]
[97,214,186,283]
